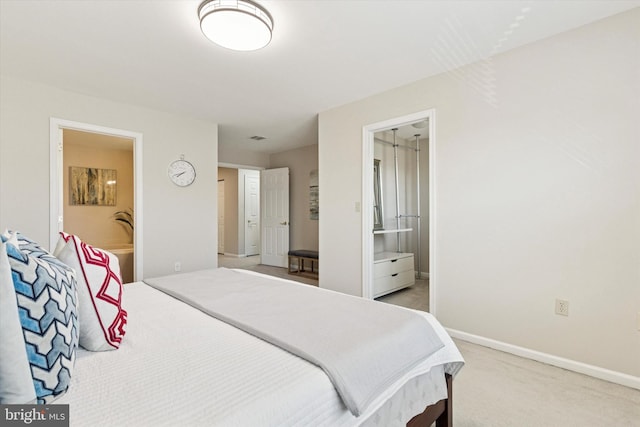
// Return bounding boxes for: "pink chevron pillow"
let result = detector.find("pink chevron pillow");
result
[55,233,127,351]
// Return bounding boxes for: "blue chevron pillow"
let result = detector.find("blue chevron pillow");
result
[0,235,79,404]
[2,230,51,259]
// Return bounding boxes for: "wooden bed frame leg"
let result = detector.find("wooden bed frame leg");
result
[406,373,453,427]
[436,374,453,427]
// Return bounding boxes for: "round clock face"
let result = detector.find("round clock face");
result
[168,159,196,187]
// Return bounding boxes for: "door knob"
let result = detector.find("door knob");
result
[280,221,289,225]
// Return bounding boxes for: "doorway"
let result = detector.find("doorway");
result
[362,109,437,314]
[217,165,262,259]
[242,169,260,257]
[217,164,290,268]
[49,118,143,282]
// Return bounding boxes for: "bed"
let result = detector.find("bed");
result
[53,267,463,426]
[2,231,463,425]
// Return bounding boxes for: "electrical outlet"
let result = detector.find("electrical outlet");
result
[174,262,181,272]
[555,299,569,316]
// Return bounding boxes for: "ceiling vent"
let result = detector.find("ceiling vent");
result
[249,135,267,141]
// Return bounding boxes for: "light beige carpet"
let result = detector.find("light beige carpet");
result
[452,339,640,426]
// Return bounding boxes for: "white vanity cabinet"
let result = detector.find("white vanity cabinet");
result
[373,252,415,298]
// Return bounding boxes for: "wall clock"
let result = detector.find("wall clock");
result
[168,156,196,187]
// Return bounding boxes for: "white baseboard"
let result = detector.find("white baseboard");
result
[415,271,429,279]
[446,328,640,391]
[222,253,246,258]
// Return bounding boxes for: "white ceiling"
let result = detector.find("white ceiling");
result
[1,0,638,154]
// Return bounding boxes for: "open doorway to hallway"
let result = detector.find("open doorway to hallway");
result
[217,167,261,259]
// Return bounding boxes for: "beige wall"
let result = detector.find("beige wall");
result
[319,9,640,379]
[217,167,239,255]
[0,75,218,278]
[270,144,319,252]
[63,132,134,248]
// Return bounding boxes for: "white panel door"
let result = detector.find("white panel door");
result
[218,180,225,254]
[261,167,289,267]
[244,173,260,256]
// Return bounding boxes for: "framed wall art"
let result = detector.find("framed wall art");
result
[309,169,318,220]
[69,166,116,206]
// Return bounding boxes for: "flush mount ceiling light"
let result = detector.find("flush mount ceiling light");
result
[198,0,273,51]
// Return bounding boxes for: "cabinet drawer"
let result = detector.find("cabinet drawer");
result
[373,255,414,278]
[373,269,415,297]
[392,269,415,288]
[392,256,414,274]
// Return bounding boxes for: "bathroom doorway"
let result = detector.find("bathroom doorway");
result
[50,118,143,282]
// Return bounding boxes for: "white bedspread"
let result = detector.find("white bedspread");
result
[144,268,445,416]
[58,271,463,426]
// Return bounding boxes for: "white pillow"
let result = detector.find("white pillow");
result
[55,232,128,351]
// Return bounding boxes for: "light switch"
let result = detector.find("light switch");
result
[355,202,361,212]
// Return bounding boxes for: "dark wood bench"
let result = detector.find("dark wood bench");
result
[288,250,319,277]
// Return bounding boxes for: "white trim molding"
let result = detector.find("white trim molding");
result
[447,328,640,391]
[222,253,246,258]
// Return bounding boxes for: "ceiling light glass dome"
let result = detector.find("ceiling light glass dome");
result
[198,0,274,51]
